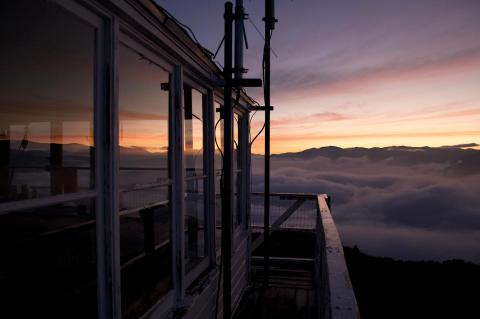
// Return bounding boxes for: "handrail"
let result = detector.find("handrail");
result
[251,191,317,199]
[249,192,359,318]
[316,194,360,319]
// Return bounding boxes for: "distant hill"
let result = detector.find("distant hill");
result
[261,145,480,176]
[344,246,480,319]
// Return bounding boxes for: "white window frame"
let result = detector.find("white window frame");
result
[182,76,215,288]
[115,30,178,316]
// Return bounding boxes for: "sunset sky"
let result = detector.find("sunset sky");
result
[160,0,480,154]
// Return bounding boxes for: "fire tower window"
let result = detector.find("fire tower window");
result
[214,101,223,252]
[234,112,247,228]
[0,0,98,317]
[183,84,208,274]
[118,42,172,318]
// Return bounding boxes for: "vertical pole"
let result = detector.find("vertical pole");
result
[235,0,245,229]
[222,2,234,318]
[234,0,244,80]
[263,0,275,288]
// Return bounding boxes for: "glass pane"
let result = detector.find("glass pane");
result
[234,113,239,170]
[0,199,97,318]
[185,178,206,272]
[214,103,223,251]
[184,86,204,177]
[234,113,242,225]
[118,43,171,318]
[184,86,207,271]
[120,203,171,318]
[0,0,95,203]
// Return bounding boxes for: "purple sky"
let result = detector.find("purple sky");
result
[158,0,480,153]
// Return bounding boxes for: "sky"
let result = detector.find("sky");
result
[158,0,480,154]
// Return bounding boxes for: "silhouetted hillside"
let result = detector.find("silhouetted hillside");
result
[344,246,480,319]
[272,145,480,176]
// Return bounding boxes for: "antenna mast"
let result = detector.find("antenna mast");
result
[222,3,261,318]
[263,0,276,288]
[235,0,245,80]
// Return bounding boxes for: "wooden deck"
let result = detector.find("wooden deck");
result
[237,286,317,319]
[236,230,318,319]
[237,194,360,319]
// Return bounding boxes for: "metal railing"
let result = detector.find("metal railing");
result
[250,192,318,230]
[249,192,360,319]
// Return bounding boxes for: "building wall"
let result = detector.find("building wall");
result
[178,232,250,319]
[0,0,253,318]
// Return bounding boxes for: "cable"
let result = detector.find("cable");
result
[214,237,224,319]
[154,3,217,62]
[250,123,265,146]
[214,118,224,159]
[242,18,249,49]
[213,36,225,60]
[247,18,278,58]
[214,88,241,318]
[161,6,201,46]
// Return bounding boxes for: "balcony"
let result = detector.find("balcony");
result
[238,193,360,319]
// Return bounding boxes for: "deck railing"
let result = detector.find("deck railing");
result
[250,192,360,319]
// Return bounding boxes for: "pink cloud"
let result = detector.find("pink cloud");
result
[272,111,351,126]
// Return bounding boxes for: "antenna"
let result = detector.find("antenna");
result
[221,3,262,318]
[263,0,277,288]
[235,0,246,79]
[221,4,234,319]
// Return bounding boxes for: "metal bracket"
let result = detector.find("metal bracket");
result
[232,78,262,87]
[160,82,170,91]
[232,67,248,74]
[217,78,262,88]
[250,105,274,111]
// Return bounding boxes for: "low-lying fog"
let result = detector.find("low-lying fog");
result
[251,145,480,263]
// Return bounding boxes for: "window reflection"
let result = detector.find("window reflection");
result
[118,43,171,318]
[214,103,223,251]
[0,0,95,203]
[184,85,207,271]
[0,1,97,317]
[234,113,243,226]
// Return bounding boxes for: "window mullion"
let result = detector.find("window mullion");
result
[171,65,186,302]
[204,90,216,267]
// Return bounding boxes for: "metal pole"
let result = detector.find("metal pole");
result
[234,0,244,80]
[263,0,275,288]
[222,2,234,318]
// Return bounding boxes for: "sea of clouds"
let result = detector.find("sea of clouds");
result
[251,146,480,263]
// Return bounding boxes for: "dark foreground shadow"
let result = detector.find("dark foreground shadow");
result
[344,246,480,319]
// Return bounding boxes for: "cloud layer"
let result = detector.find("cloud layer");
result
[251,146,480,262]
